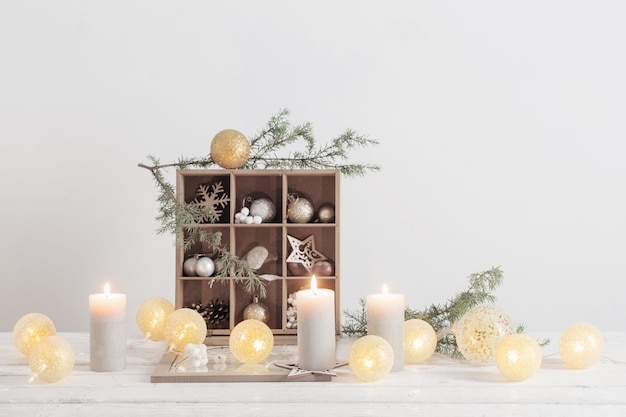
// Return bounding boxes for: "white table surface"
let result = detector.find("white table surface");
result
[1,332,625,417]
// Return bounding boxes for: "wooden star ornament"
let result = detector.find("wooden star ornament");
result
[286,234,328,273]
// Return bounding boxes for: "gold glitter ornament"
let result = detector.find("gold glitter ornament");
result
[404,319,437,364]
[242,295,270,324]
[559,322,603,369]
[136,297,175,340]
[210,129,250,169]
[287,193,314,223]
[495,334,542,381]
[13,313,57,356]
[163,308,208,352]
[454,305,513,363]
[229,319,274,364]
[348,335,394,382]
[28,335,75,383]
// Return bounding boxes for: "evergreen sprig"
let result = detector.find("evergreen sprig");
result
[341,267,506,357]
[138,109,380,297]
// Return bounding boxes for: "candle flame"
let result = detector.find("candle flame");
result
[104,282,111,296]
[382,284,389,295]
[311,275,317,293]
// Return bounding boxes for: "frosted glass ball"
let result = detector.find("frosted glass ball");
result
[559,322,604,369]
[28,335,75,383]
[404,319,437,363]
[13,313,57,356]
[229,319,274,364]
[495,334,542,381]
[136,297,175,340]
[455,305,513,363]
[163,308,207,352]
[348,335,394,382]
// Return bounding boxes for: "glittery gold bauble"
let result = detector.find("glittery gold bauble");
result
[287,194,314,223]
[348,335,394,382]
[136,297,175,340]
[404,319,437,364]
[559,322,603,369]
[210,129,250,169]
[454,305,513,363]
[496,333,542,381]
[242,295,269,324]
[317,202,335,223]
[28,335,75,383]
[163,308,208,352]
[229,319,274,364]
[13,313,57,356]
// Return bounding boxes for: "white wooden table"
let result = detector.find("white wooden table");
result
[1,332,625,416]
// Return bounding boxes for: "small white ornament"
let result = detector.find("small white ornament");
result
[240,207,250,216]
[195,257,215,277]
[253,215,262,224]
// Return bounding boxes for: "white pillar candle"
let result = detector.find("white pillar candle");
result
[296,276,336,371]
[89,283,127,372]
[367,285,405,371]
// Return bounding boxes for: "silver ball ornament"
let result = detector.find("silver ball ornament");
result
[183,255,201,276]
[194,257,215,277]
[249,197,276,222]
[287,194,314,223]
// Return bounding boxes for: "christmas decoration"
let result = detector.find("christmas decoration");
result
[286,292,297,329]
[163,308,207,352]
[249,197,276,222]
[454,305,513,363]
[28,335,75,383]
[183,343,209,369]
[191,182,230,223]
[182,254,201,276]
[228,319,274,364]
[194,256,215,277]
[311,259,334,276]
[348,335,394,382]
[190,299,230,328]
[243,295,270,324]
[286,234,328,274]
[559,322,603,369]
[139,109,379,297]
[495,333,542,381]
[210,129,251,169]
[242,246,269,270]
[13,313,56,356]
[287,193,314,223]
[234,206,260,224]
[317,202,335,223]
[135,297,174,340]
[404,319,437,364]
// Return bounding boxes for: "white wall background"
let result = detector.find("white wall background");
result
[1,0,624,334]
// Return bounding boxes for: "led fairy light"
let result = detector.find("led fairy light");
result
[559,322,604,369]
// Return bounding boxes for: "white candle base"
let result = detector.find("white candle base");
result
[90,319,127,372]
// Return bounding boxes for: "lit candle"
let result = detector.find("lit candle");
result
[89,282,127,372]
[296,276,336,371]
[367,285,405,371]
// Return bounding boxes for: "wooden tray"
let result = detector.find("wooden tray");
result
[151,345,334,383]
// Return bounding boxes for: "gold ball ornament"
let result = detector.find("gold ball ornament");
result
[317,202,335,223]
[287,194,314,223]
[404,319,437,364]
[163,308,207,352]
[28,335,75,383]
[454,305,513,363]
[242,295,270,324]
[136,297,175,340]
[348,335,394,382]
[210,129,250,169]
[495,334,543,381]
[229,319,274,364]
[559,322,604,369]
[13,313,57,356]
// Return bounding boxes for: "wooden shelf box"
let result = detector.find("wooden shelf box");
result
[175,169,340,344]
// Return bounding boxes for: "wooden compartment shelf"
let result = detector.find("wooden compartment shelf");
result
[175,169,340,344]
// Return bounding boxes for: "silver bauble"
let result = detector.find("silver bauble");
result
[182,255,201,276]
[194,256,215,277]
[287,194,314,223]
[242,295,269,324]
[317,202,335,223]
[249,198,276,222]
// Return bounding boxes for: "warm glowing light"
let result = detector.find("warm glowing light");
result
[382,284,389,295]
[229,319,274,364]
[28,335,75,383]
[136,297,175,340]
[104,283,111,296]
[348,335,394,382]
[163,308,207,352]
[13,313,57,356]
[495,333,542,381]
[404,319,437,363]
[454,305,513,363]
[559,322,603,369]
[311,275,317,291]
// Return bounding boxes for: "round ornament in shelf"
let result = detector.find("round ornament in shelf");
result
[317,202,335,223]
[242,295,270,324]
[194,256,215,277]
[311,260,335,277]
[182,254,202,276]
[287,193,314,223]
[249,197,276,223]
[210,129,250,169]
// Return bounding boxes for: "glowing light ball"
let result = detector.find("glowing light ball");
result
[495,334,542,381]
[136,297,175,340]
[28,335,75,383]
[163,308,207,352]
[455,305,513,363]
[210,129,250,169]
[13,313,57,356]
[229,319,274,364]
[348,335,394,382]
[559,322,604,369]
[404,319,437,364]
